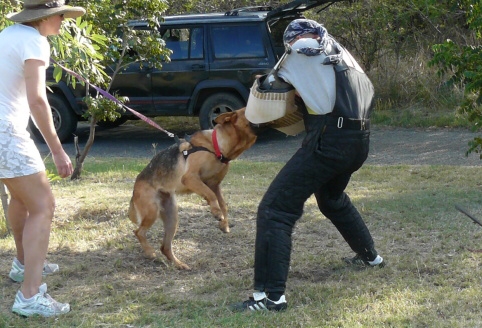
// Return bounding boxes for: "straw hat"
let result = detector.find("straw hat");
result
[7,0,85,23]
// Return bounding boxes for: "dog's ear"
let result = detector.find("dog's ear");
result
[214,111,238,124]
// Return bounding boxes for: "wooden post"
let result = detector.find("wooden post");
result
[0,181,9,234]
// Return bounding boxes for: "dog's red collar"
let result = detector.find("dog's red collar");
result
[212,130,230,164]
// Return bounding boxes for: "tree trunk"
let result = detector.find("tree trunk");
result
[71,118,97,180]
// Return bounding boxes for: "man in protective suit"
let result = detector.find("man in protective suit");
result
[232,19,385,312]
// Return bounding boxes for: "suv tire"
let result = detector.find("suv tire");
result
[199,92,244,130]
[29,93,78,143]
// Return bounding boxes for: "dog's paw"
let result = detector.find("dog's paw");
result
[175,262,191,270]
[219,220,230,233]
[143,251,157,259]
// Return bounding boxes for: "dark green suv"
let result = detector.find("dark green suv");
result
[36,0,345,142]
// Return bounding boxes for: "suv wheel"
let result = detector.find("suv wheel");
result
[199,93,244,130]
[29,93,78,143]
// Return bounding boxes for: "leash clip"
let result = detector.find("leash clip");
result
[337,117,343,129]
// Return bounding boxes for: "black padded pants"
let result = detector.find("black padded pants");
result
[253,123,378,294]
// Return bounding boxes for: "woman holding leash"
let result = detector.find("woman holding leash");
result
[0,0,84,317]
[234,18,385,311]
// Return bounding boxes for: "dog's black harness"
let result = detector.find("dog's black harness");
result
[180,131,231,164]
[182,146,230,164]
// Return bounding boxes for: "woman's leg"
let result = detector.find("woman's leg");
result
[3,171,55,298]
[6,196,27,263]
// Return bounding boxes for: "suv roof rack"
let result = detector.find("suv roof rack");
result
[225,6,273,16]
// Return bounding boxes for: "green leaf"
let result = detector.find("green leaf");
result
[53,65,63,83]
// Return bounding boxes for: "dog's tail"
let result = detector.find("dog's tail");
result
[128,197,139,226]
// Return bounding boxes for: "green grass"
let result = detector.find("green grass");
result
[371,105,472,129]
[1,159,482,327]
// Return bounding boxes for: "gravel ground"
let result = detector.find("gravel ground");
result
[35,123,482,166]
[361,126,481,166]
[244,126,482,166]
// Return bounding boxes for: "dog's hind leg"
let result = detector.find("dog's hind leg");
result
[135,226,157,259]
[159,191,191,270]
[131,182,160,259]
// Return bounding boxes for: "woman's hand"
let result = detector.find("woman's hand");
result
[52,149,73,178]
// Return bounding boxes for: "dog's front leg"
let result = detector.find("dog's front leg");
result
[181,174,227,232]
[211,184,229,233]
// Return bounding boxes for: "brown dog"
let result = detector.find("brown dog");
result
[128,108,257,270]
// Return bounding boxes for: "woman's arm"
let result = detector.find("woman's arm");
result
[24,59,72,178]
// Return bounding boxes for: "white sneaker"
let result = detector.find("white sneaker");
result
[9,257,59,283]
[12,283,70,317]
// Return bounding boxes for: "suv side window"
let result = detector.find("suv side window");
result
[190,27,204,59]
[211,25,265,59]
[161,27,204,60]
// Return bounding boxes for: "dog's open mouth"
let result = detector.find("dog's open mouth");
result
[249,122,270,135]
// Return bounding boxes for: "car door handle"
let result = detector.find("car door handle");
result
[191,64,206,71]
